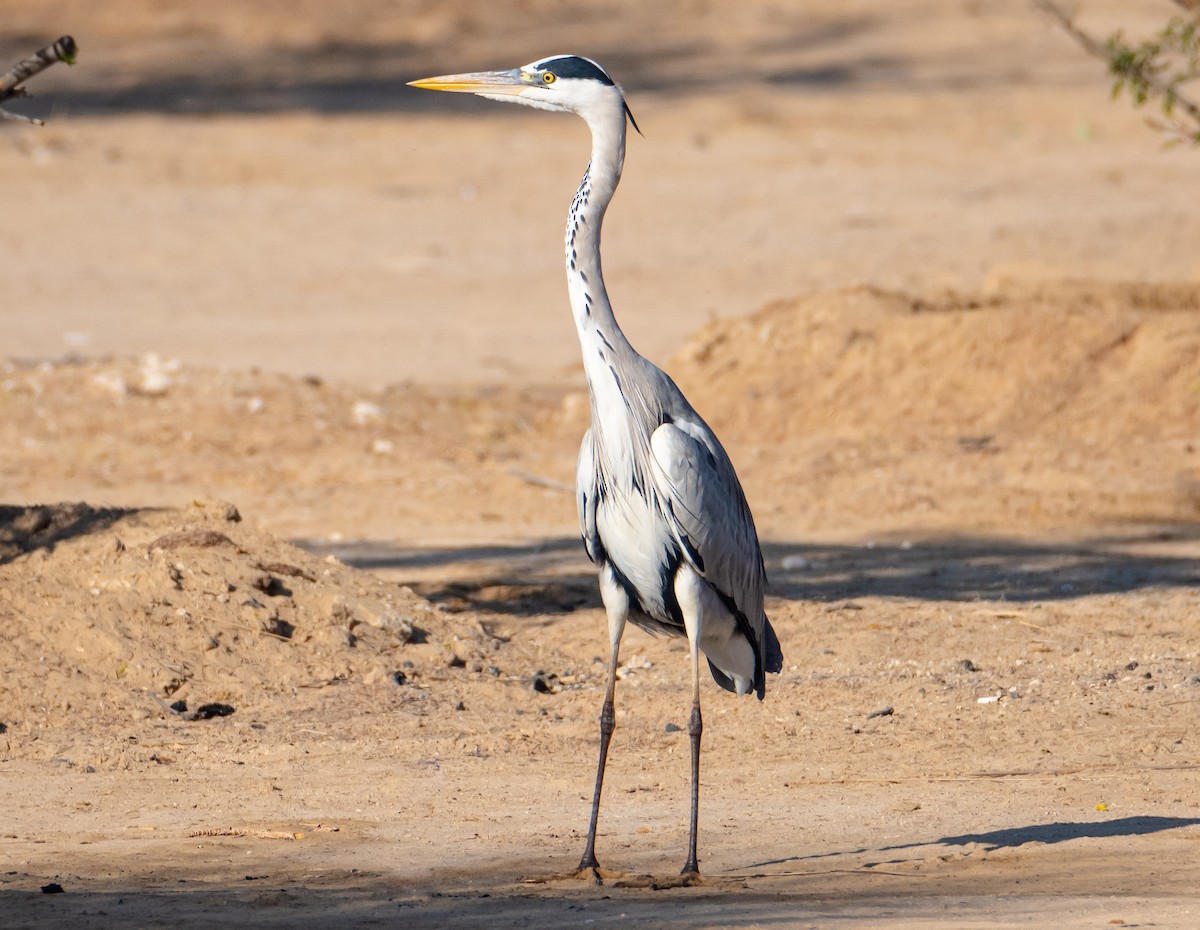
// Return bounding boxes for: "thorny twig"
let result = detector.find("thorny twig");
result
[0,36,77,125]
[1034,0,1200,145]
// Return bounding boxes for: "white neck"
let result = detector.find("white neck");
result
[564,97,638,398]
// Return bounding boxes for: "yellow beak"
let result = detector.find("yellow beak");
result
[407,69,529,95]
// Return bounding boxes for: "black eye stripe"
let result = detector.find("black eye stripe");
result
[532,56,615,86]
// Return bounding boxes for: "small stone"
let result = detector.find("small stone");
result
[261,617,294,639]
[960,659,978,672]
[256,561,314,582]
[41,883,64,894]
[391,670,408,686]
[330,596,414,643]
[1125,660,1139,671]
[351,400,383,425]
[188,703,235,720]
[252,575,291,598]
[532,671,558,694]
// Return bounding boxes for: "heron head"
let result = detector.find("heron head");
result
[409,55,640,134]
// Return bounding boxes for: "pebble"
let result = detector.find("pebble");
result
[351,400,383,425]
[532,671,559,694]
[184,702,235,721]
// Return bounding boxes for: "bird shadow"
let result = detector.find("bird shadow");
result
[298,523,1200,616]
[738,815,1200,872]
[930,815,1200,851]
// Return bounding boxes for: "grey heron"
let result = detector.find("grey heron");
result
[410,55,783,882]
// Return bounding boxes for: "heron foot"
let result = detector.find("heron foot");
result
[574,864,604,885]
[578,864,652,888]
[648,869,702,890]
[520,865,619,886]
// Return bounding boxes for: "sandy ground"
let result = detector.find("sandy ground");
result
[2,2,1199,927]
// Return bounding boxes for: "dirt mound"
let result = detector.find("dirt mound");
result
[0,500,514,764]
[672,281,1200,447]
[665,281,1200,531]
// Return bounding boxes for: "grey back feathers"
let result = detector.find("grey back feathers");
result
[577,356,783,698]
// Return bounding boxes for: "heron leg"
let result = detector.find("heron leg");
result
[578,564,628,876]
[676,565,705,880]
[682,637,702,877]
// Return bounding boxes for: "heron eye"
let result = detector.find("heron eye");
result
[542,71,556,84]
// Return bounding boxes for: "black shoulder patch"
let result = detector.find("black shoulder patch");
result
[535,55,615,86]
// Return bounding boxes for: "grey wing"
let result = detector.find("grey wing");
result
[648,418,783,687]
[576,427,602,564]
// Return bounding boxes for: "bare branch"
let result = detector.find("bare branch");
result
[0,36,78,126]
[1034,0,1109,58]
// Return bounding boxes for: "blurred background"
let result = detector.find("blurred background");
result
[2,0,1197,385]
